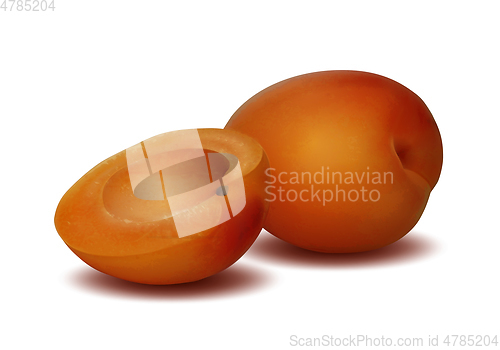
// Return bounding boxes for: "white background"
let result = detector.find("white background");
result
[1,1,499,349]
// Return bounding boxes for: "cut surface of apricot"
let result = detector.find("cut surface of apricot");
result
[55,128,269,284]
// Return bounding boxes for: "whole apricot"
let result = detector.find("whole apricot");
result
[225,70,443,253]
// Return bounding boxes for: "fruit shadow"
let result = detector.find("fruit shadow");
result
[69,262,273,300]
[246,231,439,268]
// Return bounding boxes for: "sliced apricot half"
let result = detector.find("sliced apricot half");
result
[55,128,270,285]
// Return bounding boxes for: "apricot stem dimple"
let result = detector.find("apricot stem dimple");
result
[396,148,406,166]
[392,137,408,169]
[393,139,433,190]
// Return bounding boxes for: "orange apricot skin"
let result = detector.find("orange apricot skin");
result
[55,129,269,284]
[225,70,443,253]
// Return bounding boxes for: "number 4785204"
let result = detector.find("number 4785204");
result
[1,0,55,11]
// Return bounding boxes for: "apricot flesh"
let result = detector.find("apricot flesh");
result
[55,128,269,284]
[225,70,443,253]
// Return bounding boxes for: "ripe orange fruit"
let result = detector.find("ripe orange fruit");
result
[55,128,269,284]
[226,70,443,253]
